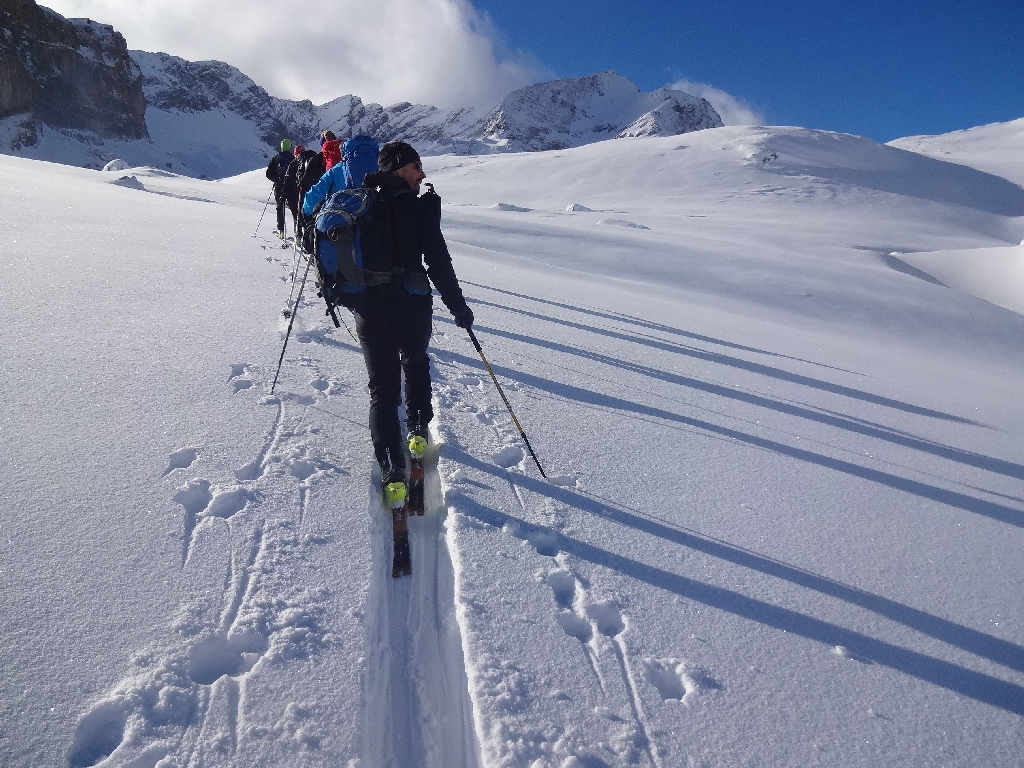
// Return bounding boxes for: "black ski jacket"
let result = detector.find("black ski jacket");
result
[363,170,468,316]
[297,151,325,193]
[266,150,296,200]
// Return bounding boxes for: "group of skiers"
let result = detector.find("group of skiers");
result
[264,131,337,239]
[266,131,474,551]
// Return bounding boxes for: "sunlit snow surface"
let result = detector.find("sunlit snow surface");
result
[2,125,1024,768]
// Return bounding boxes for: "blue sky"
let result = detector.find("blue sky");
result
[42,0,1023,141]
[471,0,1024,141]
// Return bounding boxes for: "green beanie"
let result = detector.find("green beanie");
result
[280,139,292,152]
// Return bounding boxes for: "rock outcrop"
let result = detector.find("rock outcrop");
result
[0,0,147,141]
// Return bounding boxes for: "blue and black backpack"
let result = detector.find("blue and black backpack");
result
[312,185,414,323]
[340,135,380,190]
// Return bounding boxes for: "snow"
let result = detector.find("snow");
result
[890,117,1024,188]
[2,120,1024,768]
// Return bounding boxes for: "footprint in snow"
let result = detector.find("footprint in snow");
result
[556,610,593,642]
[288,458,318,481]
[188,632,269,685]
[586,600,625,637]
[543,569,578,609]
[67,700,129,768]
[228,363,254,392]
[163,447,198,477]
[492,445,524,468]
[641,658,720,703]
[204,487,250,519]
[174,479,213,519]
[526,528,560,556]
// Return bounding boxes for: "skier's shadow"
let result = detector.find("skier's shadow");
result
[446,303,981,427]
[443,446,1024,717]
[455,321,1023,483]
[436,346,1024,528]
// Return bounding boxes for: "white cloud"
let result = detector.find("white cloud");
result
[40,0,542,108]
[669,79,764,126]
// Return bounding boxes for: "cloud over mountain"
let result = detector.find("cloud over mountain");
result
[40,0,543,108]
[669,79,763,126]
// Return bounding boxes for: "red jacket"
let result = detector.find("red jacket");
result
[322,139,342,170]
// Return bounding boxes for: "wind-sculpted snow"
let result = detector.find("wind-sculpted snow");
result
[3,119,1024,767]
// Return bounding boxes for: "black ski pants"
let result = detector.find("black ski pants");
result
[274,190,288,234]
[353,290,434,478]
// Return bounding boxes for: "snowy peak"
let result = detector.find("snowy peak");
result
[131,50,321,147]
[482,71,723,150]
[1,0,724,177]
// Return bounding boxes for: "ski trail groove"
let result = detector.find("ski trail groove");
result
[363,423,481,768]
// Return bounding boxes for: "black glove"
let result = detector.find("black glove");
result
[453,306,474,329]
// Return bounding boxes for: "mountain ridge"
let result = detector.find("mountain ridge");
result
[0,0,722,178]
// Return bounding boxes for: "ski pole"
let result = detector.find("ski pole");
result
[271,254,313,394]
[252,189,274,237]
[466,327,547,478]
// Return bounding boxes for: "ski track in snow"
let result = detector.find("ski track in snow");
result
[432,330,682,767]
[67,345,349,767]
[363,387,481,768]
[67,288,482,767]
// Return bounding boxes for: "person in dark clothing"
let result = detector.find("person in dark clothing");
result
[292,145,321,200]
[265,139,295,238]
[350,141,473,495]
[283,144,306,222]
[290,143,322,249]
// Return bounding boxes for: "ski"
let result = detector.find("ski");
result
[385,481,412,577]
[408,434,427,516]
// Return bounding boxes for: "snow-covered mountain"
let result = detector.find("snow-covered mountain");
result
[127,54,725,178]
[1,1,722,178]
[481,72,722,151]
[0,0,146,142]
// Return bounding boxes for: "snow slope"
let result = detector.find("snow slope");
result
[891,117,1024,188]
[2,123,1023,768]
[888,118,1024,315]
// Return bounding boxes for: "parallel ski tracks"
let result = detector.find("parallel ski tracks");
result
[363,434,481,768]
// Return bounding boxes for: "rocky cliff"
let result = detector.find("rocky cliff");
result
[0,0,147,144]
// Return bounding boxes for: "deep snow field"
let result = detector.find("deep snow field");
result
[2,122,1024,768]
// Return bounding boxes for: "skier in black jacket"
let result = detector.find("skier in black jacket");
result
[265,139,295,238]
[356,141,473,496]
[290,145,323,249]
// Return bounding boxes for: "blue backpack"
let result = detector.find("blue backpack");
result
[313,185,413,322]
[340,135,379,190]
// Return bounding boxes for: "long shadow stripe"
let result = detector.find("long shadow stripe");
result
[439,348,1024,528]
[447,447,1024,675]
[449,491,1024,717]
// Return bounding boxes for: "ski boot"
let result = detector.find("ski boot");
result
[385,480,412,577]
[407,433,427,516]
